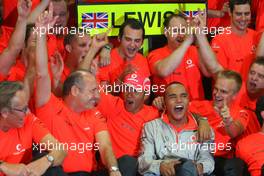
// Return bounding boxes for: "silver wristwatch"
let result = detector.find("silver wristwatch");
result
[109,166,119,172]
[46,154,54,167]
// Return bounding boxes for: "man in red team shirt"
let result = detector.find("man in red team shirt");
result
[189,70,249,176]
[97,72,159,176]
[51,30,109,96]
[202,32,264,136]
[234,58,264,137]
[211,0,257,74]
[50,30,92,96]
[236,96,264,176]
[98,18,150,88]
[35,7,121,175]
[0,81,66,176]
[148,13,217,100]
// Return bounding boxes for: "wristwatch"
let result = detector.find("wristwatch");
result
[46,154,54,167]
[103,44,112,50]
[109,166,119,172]
[199,117,208,121]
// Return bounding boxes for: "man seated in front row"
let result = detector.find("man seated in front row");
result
[138,82,214,176]
[152,70,250,176]
[0,81,66,176]
[96,71,213,176]
[34,6,121,175]
[236,96,264,176]
[189,70,249,176]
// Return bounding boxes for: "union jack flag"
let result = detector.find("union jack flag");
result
[81,12,108,29]
[182,11,199,19]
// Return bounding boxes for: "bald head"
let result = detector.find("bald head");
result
[62,70,95,97]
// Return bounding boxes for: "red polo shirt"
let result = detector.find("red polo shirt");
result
[148,45,204,100]
[211,29,257,73]
[236,132,264,176]
[189,100,249,157]
[98,48,150,84]
[0,113,49,165]
[235,84,261,137]
[97,93,159,158]
[36,94,108,173]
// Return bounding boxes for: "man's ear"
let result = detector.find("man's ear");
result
[71,85,80,97]
[164,28,169,38]
[118,35,121,43]
[65,44,72,53]
[228,7,232,17]
[144,93,150,101]
[261,111,264,119]
[1,108,10,119]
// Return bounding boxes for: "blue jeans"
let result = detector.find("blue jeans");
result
[144,160,199,176]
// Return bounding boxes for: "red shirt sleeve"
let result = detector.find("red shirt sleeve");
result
[84,109,108,135]
[36,94,63,129]
[97,93,120,118]
[92,111,108,134]
[232,108,249,130]
[30,115,50,143]
[147,48,166,75]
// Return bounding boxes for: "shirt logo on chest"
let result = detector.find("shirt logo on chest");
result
[121,122,135,133]
[13,144,26,155]
[83,127,91,131]
[186,59,195,69]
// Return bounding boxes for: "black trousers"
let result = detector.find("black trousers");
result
[118,155,138,176]
[213,157,245,176]
[67,155,138,176]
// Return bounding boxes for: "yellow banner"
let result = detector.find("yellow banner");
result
[77,3,206,36]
